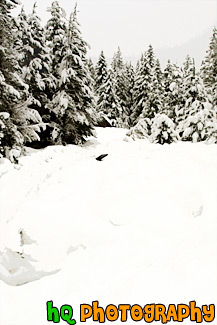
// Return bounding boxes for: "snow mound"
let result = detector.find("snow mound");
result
[0,248,58,286]
[125,118,150,140]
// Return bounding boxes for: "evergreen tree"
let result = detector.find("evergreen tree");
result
[200,27,217,102]
[150,113,180,144]
[47,5,96,144]
[131,45,155,125]
[155,59,163,85]
[124,62,135,126]
[163,60,184,122]
[180,102,217,143]
[178,56,216,142]
[0,0,44,159]
[95,51,108,93]
[163,60,174,89]
[126,118,150,140]
[87,58,96,87]
[141,58,165,122]
[96,69,122,127]
[111,47,124,71]
[111,47,129,126]
[14,4,52,119]
[13,7,30,67]
[0,0,24,112]
[45,1,67,81]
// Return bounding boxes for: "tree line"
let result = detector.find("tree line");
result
[0,0,216,161]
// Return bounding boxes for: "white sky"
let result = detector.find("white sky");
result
[13,0,217,67]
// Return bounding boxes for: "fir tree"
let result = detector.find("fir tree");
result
[45,1,67,81]
[0,0,44,158]
[126,118,150,140]
[150,113,180,144]
[111,47,129,126]
[0,112,19,159]
[14,4,52,118]
[124,62,135,127]
[131,45,156,125]
[47,5,96,144]
[163,60,184,122]
[111,47,124,72]
[200,27,217,101]
[13,7,30,67]
[95,51,108,93]
[180,102,217,143]
[87,58,96,88]
[178,57,216,142]
[96,69,122,127]
[141,58,165,122]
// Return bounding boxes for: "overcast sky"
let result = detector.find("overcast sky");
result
[13,0,217,67]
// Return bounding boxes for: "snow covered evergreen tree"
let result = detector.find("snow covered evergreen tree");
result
[13,7,30,66]
[45,1,67,81]
[126,118,150,140]
[87,58,96,88]
[130,45,155,125]
[111,47,124,72]
[180,102,217,143]
[150,113,180,144]
[0,112,19,159]
[46,4,96,144]
[95,51,108,94]
[200,27,217,102]
[111,47,128,124]
[178,56,216,142]
[163,60,184,122]
[124,62,135,126]
[0,0,44,159]
[14,4,52,121]
[96,69,122,127]
[140,58,165,122]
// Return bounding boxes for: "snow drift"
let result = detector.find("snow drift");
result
[0,128,216,324]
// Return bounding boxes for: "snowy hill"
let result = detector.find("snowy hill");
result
[0,128,216,324]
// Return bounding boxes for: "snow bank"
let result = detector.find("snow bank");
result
[0,128,216,324]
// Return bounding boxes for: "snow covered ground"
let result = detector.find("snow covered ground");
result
[0,127,217,324]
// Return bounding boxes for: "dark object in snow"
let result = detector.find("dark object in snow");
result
[13,156,19,164]
[96,154,108,161]
[96,115,113,128]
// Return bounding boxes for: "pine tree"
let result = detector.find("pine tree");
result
[95,51,108,93]
[111,47,124,71]
[141,58,165,122]
[46,5,96,144]
[150,113,180,144]
[111,47,129,126]
[180,102,217,143]
[200,27,217,101]
[0,0,44,159]
[87,58,96,88]
[200,27,217,140]
[13,7,30,67]
[0,112,19,159]
[14,4,52,119]
[96,69,122,127]
[130,45,156,125]
[163,60,184,122]
[0,0,23,113]
[178,57,216,142]
[124,62,135,126]
[126,118,150,140]
[45,1,67,81]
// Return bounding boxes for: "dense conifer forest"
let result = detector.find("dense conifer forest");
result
[0,0,216,161]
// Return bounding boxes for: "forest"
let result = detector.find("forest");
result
[0,0,217,162]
